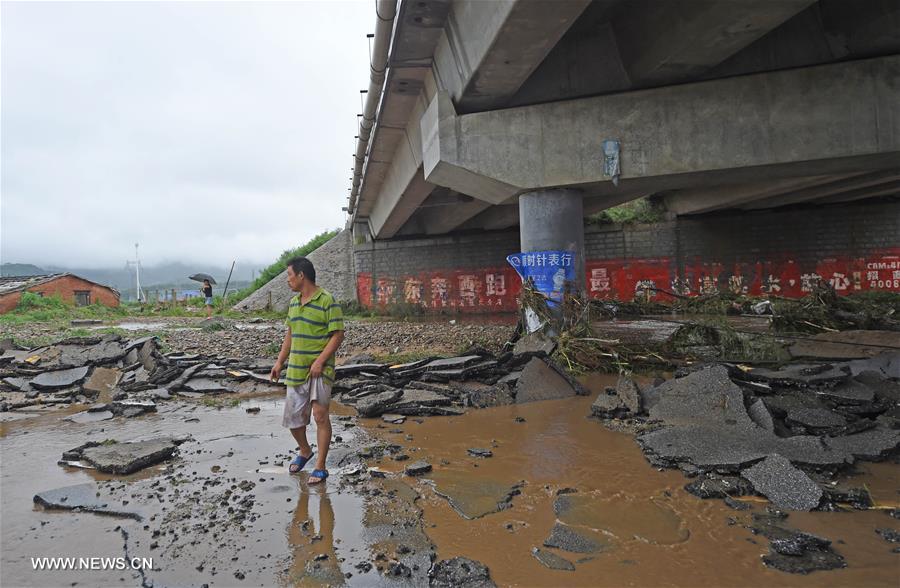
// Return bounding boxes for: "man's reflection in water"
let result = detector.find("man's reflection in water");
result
[285,482,344,586]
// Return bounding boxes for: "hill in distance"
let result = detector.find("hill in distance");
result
[1,263,47,277]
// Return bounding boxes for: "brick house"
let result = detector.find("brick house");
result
[0,274,120,314]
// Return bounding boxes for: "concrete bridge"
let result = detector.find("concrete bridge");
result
[346,0,899,294]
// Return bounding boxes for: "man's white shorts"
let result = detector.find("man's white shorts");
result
[282,377,332,429]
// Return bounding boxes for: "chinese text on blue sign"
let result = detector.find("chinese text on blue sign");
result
[506,251,576,305]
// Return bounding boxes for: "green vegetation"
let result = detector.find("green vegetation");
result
[229,229,339,303]
[0,292,129,326]
[587,196,667,225]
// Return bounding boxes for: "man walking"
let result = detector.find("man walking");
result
[270,257,344,484]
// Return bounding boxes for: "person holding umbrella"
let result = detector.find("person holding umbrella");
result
[189,273,217,319]
[202,279,214,318]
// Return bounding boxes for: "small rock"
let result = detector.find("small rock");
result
[466,448,493,458]
[405,461,432,476]
[876,528,900,543]
[429,557,496,587]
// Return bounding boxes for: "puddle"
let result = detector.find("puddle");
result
[360,396,900,587]
[0,395,375,587]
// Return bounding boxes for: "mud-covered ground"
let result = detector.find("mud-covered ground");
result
[2,317,899,587]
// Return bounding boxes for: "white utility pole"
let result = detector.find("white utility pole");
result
[125,243,145,302]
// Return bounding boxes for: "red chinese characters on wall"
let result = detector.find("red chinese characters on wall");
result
[358,248,900,312]
[356,267,520,312]
[583,249,900,302]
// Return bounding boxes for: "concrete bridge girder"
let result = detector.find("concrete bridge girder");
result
[613,0,815,86]
[662,173,866,216]
[813,180,900,205]
[433,0,592,113]
[421,56,900,210]
[362,0,590,239]
[741,169,900,210]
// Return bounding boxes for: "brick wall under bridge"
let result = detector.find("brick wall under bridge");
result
[353,200,900,312]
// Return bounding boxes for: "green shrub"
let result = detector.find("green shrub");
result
[588,196,666,225]
[16,291,67,311]
[231,229,339,303]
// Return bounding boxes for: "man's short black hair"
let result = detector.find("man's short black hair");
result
[287,256,316,283]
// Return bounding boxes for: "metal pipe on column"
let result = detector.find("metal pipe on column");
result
[348,0,397,215]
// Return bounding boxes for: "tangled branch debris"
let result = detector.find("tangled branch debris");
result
[518,282,900,374]
[588,284,899,334]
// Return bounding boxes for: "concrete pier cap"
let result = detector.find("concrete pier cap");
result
[519,188,586,293]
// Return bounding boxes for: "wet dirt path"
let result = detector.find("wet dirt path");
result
[360,387,899,587]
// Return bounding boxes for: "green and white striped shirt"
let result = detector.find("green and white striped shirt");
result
[284,288,344,385]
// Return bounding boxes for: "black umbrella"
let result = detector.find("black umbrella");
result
[189,273,217,285]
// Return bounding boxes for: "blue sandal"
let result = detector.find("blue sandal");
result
[289,452,314,474]
[308,469,329,484]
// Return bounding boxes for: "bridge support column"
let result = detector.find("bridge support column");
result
[518,188,585,293]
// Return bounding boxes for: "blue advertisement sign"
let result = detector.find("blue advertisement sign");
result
[506,250,576,305]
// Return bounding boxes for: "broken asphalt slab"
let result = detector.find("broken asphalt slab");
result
[786,408,847,429]
[515,358,578,403]
[68,437,183,475]
[543,523,609,554]
[33,483,142,520]
[356,388,404,417]
[823,426,900,460]
[424,356,484,371]
[65,410,115,424]
[632,364,884,470]
[592,375,643,417]
[530,547,575,571]
[29,366,90,390]
[751,513,846,574]
[648,366,755,428]
[741,455,823,511]
[748,399,775,432]
[638,425,850,470]
[512,331,557,357]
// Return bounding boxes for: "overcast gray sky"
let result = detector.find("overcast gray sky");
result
[1,0,370,268]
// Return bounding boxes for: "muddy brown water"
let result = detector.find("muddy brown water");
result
[360,377,899,587]
[2,379,898,587]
